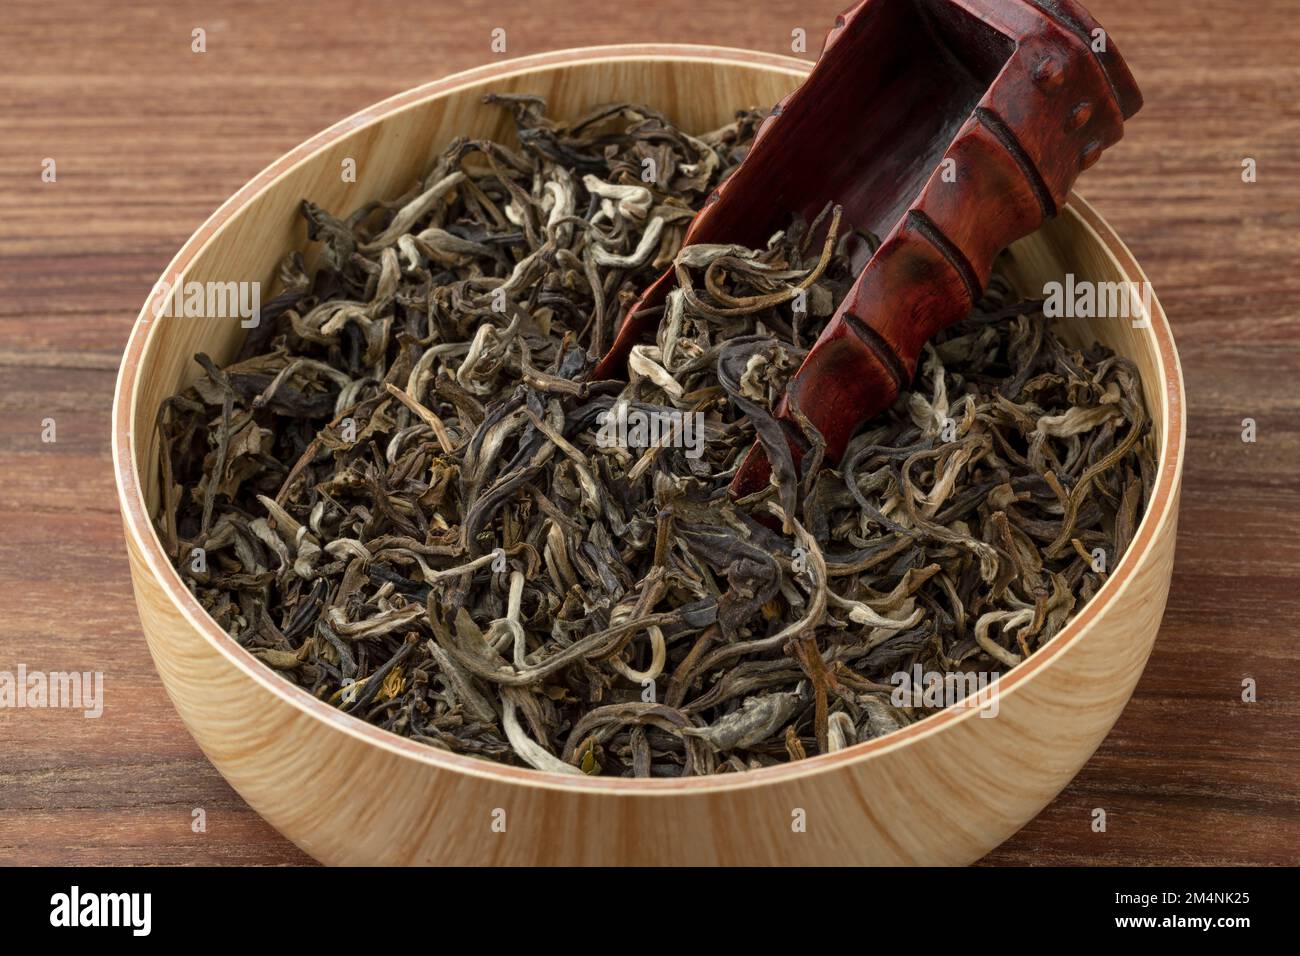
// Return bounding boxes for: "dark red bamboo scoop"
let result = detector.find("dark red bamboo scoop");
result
[591,0,1141,498]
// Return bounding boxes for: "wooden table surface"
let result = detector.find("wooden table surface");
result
[2,0,1297,866]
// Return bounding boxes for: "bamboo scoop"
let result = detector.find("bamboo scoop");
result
[591,0,1141,497]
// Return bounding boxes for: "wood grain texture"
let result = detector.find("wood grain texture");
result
[0,0,1296,865]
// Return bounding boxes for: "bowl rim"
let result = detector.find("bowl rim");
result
[112,43,1186,795]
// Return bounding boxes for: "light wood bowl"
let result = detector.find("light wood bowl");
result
[112,46,1185,866]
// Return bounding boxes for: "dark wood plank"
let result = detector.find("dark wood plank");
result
[1,0,1297,866]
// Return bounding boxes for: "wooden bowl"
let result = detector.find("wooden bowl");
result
[112,46,1185,866]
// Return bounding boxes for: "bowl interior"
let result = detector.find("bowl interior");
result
[118,47,1179,786]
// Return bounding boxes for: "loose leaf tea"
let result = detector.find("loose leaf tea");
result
[156,95,1155,777]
